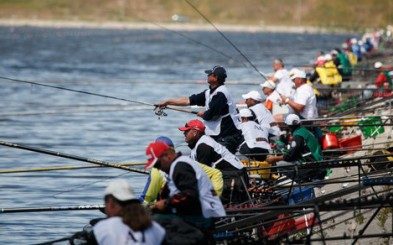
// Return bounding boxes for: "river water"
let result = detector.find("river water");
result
[0,25,356,244]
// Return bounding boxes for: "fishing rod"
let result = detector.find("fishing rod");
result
[185,0,268,81]
[0,76,197,115]
[215,184,363,232]
[0,102,132,109]
[0,140,149,175]
[0,204,104,214]
[334,96,392,117]
[301,114,393,122]
[0,106,152,117]
[0,162,146,174]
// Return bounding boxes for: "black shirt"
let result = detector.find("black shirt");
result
[166,155,202,216]
[189,85,240,138]
[283,134,311,162]
[195,143,240,172]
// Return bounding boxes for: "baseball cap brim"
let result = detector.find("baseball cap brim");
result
[204,69,213,74]
[145,156,158,169]
[241,94,252,100]
[178,125,191,131]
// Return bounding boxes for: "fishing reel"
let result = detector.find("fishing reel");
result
[154,107,167,119]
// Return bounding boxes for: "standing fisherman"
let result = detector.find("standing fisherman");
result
[267,59,295,99]
[155,65,243,154]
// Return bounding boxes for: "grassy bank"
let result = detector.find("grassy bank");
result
[0,0,391,31]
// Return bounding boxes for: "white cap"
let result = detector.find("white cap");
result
[324,54,332,61]
[260,80,276,90]
[351,38,357,44]
[342,43,348,49]
[242,90,262,101]
[374,61,383,69]
[104,179,137,202]
[290,69,306,80]
[239,108,253,118]
[284,114,300,126]
[331,50,338,55]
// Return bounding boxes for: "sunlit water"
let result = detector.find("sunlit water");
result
[0,26,357,244]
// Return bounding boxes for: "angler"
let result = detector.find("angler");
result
[156,65,243,154]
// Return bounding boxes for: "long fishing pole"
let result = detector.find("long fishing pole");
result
[0,76,197,115]
[0,107,153,117]
[0,162,146,174]
[0,140,149,175]
[185,0,268,81]
[302,114,393,122]
[144,19,241,64]
[0,204,104,213]
[334,96,392,117]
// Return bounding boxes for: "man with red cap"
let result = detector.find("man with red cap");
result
[145,141,225,233]
[140,136,223,205]
[155,65,243,154]
[178,119,249,204]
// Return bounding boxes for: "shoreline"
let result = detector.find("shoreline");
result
[0,19,356,34]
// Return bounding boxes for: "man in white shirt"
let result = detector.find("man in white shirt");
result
[242,90,281,139]
[93,179,166,245]
[267,59,295,99]
[279,69,318,120]
[238,108,271,162]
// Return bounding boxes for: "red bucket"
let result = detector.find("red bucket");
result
[339,135,362,153]
[321,133,339,150]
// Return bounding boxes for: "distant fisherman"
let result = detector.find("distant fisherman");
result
[266,114,326,182]
[155,65,243,154]
[267,59,295,99]
[238,108,271,162]
[241,89,280,138]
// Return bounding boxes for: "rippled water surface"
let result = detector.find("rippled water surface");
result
[0,26,355,244]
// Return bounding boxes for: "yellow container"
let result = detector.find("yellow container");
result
[242,160,272,179]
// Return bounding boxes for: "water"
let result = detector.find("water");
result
[0,25,355,244]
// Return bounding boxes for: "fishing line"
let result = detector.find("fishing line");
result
[141,18,241,64]
[0,76,197,115]
[53,171,132,198]
[0,162,147,174]
[185,0,268,81]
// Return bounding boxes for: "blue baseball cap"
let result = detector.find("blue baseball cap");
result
[155,136,174,148]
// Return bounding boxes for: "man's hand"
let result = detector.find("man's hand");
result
[266,155,274,164]
[150,199,167,211]
[154,101,168,110]
[197,110,205,117]
[266,155,282,164]
[280,94,287,103]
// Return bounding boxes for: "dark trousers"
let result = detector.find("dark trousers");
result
[239,144,269,162]
[221,168,249,204]
[213,130,244,154]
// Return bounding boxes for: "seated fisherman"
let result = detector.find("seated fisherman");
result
[266,114,326,182]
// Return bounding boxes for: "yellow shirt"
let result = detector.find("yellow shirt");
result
[142,163,224,205]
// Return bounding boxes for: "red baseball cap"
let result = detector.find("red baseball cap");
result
[145,142,170,169]
[178,119,206,132]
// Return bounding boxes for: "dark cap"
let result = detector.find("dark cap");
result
[204,65,227,79]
